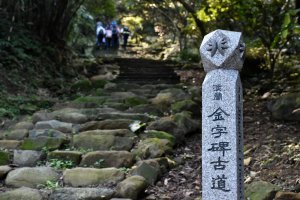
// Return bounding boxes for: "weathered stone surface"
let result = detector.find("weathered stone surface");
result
[0,187,43,200]
[268,92,300,121]
[32,111,54,123]
[130,161,160,185]
[35,120,73,133]
[274,191,300,200]
[0,140,21,149]
[29,129,67,139]
[56,112,89,124]
[142,130,175,146]
[13,121,34,130]
[2,129,28,140]
[49,187,115,200]
[0,165,12,179]
[151,88,188,108]
[133,138,172,159]
[5,167,59,188]
[126,104,163,116]
[146,113,198,142]
[48,151,82,165]
[0,151,10,165]
[21,137,66,151]
[80,119,134,132]
[73,129,136,151]
[96,112,152,122]
[13,150,44,167]
[245,181,281,200]
[80,151,134,168]
[200,29,245,72]
[116,175,148,200]
[63,167,125,187]
[171,99,201,117]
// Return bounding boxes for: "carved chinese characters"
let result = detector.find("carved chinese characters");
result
[201,30,245,200]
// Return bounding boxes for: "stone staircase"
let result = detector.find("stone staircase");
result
[0,59,201,200]
[113,58,180,85]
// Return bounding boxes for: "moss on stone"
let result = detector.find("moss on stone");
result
[144,130,175,146]
[124,97,148,107]
[171,99,198,114]
[71,79,93,91]
[92,80,108,89]
[0,151,10,165]
[21,137,66,151]
[73,96,106,105]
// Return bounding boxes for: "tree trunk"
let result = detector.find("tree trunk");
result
[176,0,206,37]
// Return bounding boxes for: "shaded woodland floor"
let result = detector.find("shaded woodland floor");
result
[143,82,300,200]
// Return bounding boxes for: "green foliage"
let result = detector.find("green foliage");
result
[39,180,60,190]
[84,0,116,19]
[48,159,75,170]
[180,48,200,62]
[93,159,105,168]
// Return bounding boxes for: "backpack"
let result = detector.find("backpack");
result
[112,25,118,35]
[98,28,104,36]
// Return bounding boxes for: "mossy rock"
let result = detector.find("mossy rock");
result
[71,79,93,91]
[269,92,300,121]
[133,138,173,159]
[245,181,281,200]
[143,130,175,146]
[171,99,200,117]
[21,137,67,151]
[124,97,148,107]
[73,96,106,105]
[92,80,108,89]
[0,151,10,165]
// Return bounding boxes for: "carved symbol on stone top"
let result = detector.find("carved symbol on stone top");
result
[239,42,246,58]
[206,37,229,57]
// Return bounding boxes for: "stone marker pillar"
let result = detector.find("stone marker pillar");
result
[200,30,245,200]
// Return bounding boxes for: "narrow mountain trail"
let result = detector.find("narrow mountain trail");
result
[0,57,299,200]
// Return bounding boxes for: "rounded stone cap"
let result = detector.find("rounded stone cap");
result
[200,29,246,73]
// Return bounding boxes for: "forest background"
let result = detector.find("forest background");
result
[0,0,299,119]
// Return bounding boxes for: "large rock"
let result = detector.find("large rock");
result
[80,119,134,131]
[96,112,153,122]
[0,187,43,200]
[1,129,28,140]
[73,129,136,151]
[0,140,21,149]
[142,130,175,146]
[21,137,67,151]
[274,191,300,200]
[32,111,54,123]
[80,151,134,168]
[13,121,34,130]
[49,187,115,200]
[5,167,59,188]
[13,150,44,167]
[130,161,160,185]
[133,138,173,159]
[0,165,12,179]
[171,99,201,117]
[56,112,89,124]
[126,104,163,116]
[63,167,125,187]
[116,175,148,200]
[29,129,67,139]
[245,181,281,200]
[268,92,300,121]
[35,120,73,133]
[151,88,189,107]
[146,112,199,142]
[48,151,82,165]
